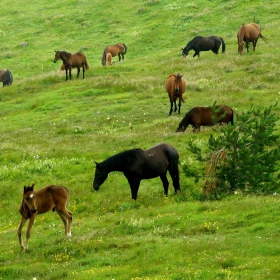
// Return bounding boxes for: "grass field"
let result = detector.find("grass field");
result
[0,0,280,279]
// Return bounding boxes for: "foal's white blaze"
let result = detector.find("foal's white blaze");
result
[29,194,34,198]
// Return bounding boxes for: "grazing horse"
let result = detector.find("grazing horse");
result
[106,53,112,65]
[176,105,233,132]
[165,73,186,116]
[53,50,89,80]
[237,23,267,55]
[93,143,180,200]
[182,36,226,58]
[101,43,127,66]
[0,69,13,87]
[18,184,72,251]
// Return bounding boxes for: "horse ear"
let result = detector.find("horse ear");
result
[31,184,34,191]
[24,186,27,193]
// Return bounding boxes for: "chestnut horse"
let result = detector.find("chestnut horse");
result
[176,105,233,132]
[165,73,186,116]
[54,50,89,80]
[18,184,72,251]
[237,23,267,55]
[106,53,112,65]
[101,43,127,66]
[93,143,180,200]
[0,69,13,87]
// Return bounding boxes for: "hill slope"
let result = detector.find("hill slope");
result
[0,0,280,279]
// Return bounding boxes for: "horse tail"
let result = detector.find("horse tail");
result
[220,37,226,53]
[123,43,127,55]
[259,33,268,44]
[84,58,89,69]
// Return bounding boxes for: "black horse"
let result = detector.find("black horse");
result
[93,143,181,200]
[182,36,226,58]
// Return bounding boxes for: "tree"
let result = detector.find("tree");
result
[183,103,280,198]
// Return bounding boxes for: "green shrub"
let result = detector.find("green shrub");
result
[183,103,280,198]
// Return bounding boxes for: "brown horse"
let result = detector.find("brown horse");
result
[101,43,127,66]
[106,53,112,65]
[18,184,72,251]
[176,105,233,132]
[165,73,186,116]
[237,23,267,55]
[53,50,89,80]
[0,69,13,87]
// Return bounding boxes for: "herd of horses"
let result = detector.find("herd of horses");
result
[16,22,267,250]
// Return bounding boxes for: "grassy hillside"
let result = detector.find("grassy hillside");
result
[0,0,280,279]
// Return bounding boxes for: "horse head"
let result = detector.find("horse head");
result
[93,162,108,190]
[23,184,37,215]
[54,51,60,63]
[181,47,188,57]
[238,42,244,55]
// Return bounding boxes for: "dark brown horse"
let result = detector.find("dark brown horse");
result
[0,69,13,87]
[93,143,180,200]
[54,50,89,80]
[165,73,186,116]
[237,23,267,55]
[18,184,72,251]
[101,43,127,66]
[176,105,233,132]
[182,36,226,58]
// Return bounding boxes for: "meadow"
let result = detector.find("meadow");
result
[0,0,280,279]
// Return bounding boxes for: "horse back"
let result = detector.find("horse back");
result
[35,185,69,214]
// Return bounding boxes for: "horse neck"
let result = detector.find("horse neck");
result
[238,25,246,42]
[102,154,126,173]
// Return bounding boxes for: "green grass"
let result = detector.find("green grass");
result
[0,0,280,279]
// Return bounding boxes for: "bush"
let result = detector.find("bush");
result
[183,103,280,199]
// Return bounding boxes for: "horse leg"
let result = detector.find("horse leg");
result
[118,53,121,62]
[25,215,36,251]
[169,100,173,116]
[168,164,181,193]
[245,41,250,52]
[69,68,72,80]
[57,210,72,237]
[160,172,169,196]
[82,66,85,79]
[253,39,258,51]
[127,177,140,200]
[18,216,27,249]
[178,100,181,114]
[76,67,80,78]
[121,53,124,60]
[56,205,73,237]
[65,68,69,81]
[174,100,177,113]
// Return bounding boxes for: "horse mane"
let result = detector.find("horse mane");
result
[102,47,108,61]
[103,148,143,168]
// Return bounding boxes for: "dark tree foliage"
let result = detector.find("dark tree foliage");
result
[183,103,280,198]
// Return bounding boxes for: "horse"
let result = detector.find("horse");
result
[18,184,72,251]
[176,105,233,132]
[101,43,127,66]
[93,143,180,200]
[165,73,186,116]
[0,69,13,87]
[106,53,112,65]
[237,23,267,55]
[182,36,226,58]
[53,50,89,80]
